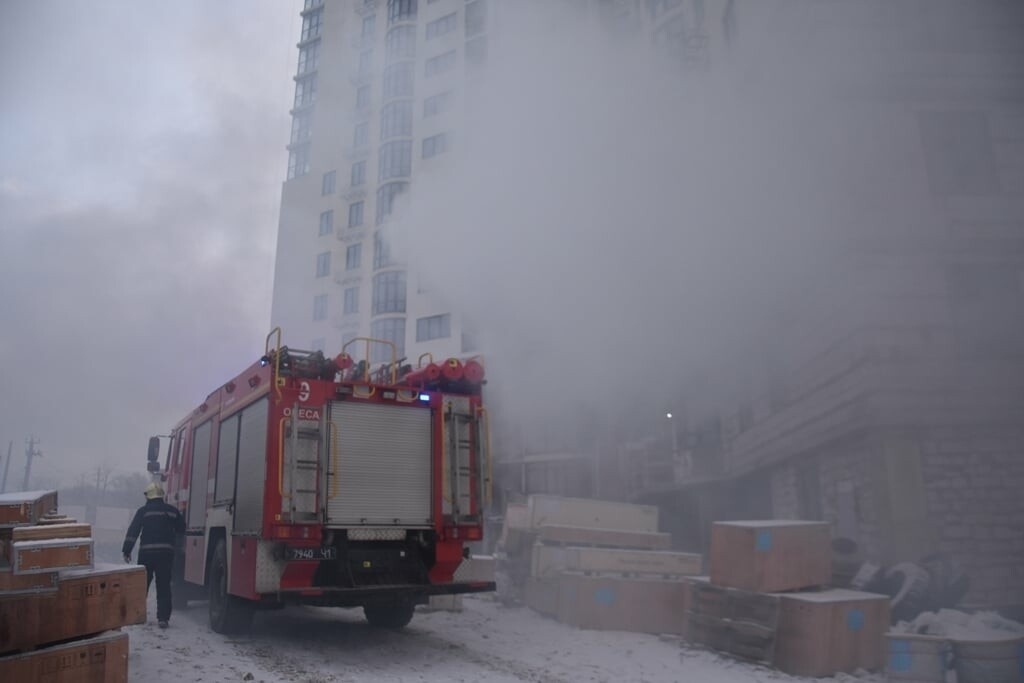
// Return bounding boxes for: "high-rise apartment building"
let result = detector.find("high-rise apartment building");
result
[271,0,494,366]
[270,0,719,366]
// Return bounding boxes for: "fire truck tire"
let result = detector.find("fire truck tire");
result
[363,601,415,629]
[208,540,254,634]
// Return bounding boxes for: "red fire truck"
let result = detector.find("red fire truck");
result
[146,329,494,633]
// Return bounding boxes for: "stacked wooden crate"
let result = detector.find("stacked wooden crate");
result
[515,495,702,635]
[0,490,146,682]
[683,520,890,677]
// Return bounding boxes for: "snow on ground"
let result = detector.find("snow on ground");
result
[127,592,884,683]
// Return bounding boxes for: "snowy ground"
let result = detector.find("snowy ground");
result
[127,592,884,683]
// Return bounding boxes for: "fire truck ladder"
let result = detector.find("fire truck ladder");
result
[283,403,322,523]
[444,403,487,525]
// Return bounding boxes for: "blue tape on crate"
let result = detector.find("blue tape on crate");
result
[593,587,617,606]
[847,609,865,631]
[888,639,912,673]
[756,530,772,552]
[889,652,913,673]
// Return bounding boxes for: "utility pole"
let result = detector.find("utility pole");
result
[22,437,41,491]
[1,441,11,493]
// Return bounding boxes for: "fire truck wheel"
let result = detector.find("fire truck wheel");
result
[208,539,254,634]
[363,601,415,629]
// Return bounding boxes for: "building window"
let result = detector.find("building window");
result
[383,62,415,99]
[301,8,323,42]
[425,50,457,77]
[466,0,487,37]
[350,161,366,187]
[919,111,999,196]
[294,74,317,108]
[348,201,365,228]
[387,0,417,25]
[344,286,360,314]
[427,12,457,40]
[416,313,451,341]
[373,231,392,269]
[373,271,407,315]
[321,170,336,195]
[422,132,448,158]
[313,294,328,321]
[316,251,331,278]
[379,140,413,181]
[380,100,413,140]
[362,14,376,39]
[353,121,370,148]
[304,0,323,9]
[385,25,417,62]
[375,182,408,225]
[358,49,374,78]
[356,85,371,110]
[290,110,312,144]
[461,329,478,353]
[423,90,452,117]
[297,41,320,75]
[465,37,487,66]
[346,243,362,270]
[370,317,405,362]
[310,337,325,352]
[319,210,334,236]
[287,144,311,180]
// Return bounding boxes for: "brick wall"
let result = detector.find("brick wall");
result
[919,426,1024,608]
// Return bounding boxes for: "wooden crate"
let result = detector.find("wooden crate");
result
[0,491,59,528]
[687,579,780,628]
[709,521,830,593]
[537,524,671,550]
[0,630,128,683]
[528,495,659,533]
[685,611,777,663]
[12,538,93,575]
[0,564,146,653]
[532,545,702,579]
[0,567,58,595]
[556,573,688,635]
[524,577,560,617]
[774,589,890,677]
[12,523,91,542]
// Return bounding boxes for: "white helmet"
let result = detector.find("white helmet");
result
[144,482,165,500]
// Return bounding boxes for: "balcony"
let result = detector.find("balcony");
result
[334,271,362,286]
[342,186,367,203]
[336,226,367,244]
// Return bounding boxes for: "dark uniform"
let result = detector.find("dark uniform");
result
[123,496,185,625]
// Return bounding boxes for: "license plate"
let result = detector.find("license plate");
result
[286,546,337,561]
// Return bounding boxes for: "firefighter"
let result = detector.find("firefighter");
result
[122,482,185,628]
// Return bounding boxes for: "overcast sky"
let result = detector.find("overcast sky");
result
[0,2,300,487]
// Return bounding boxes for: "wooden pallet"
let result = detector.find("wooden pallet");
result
[536,525,672,550]
[0,566,58,595]
[0,630,128,683]
[0,565,146,654]
[12,538,93,575]
[532,544,702,579]
[12,523,91,542]
[0,491,59,528]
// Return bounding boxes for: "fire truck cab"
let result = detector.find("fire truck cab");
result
[148,330,494,633]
